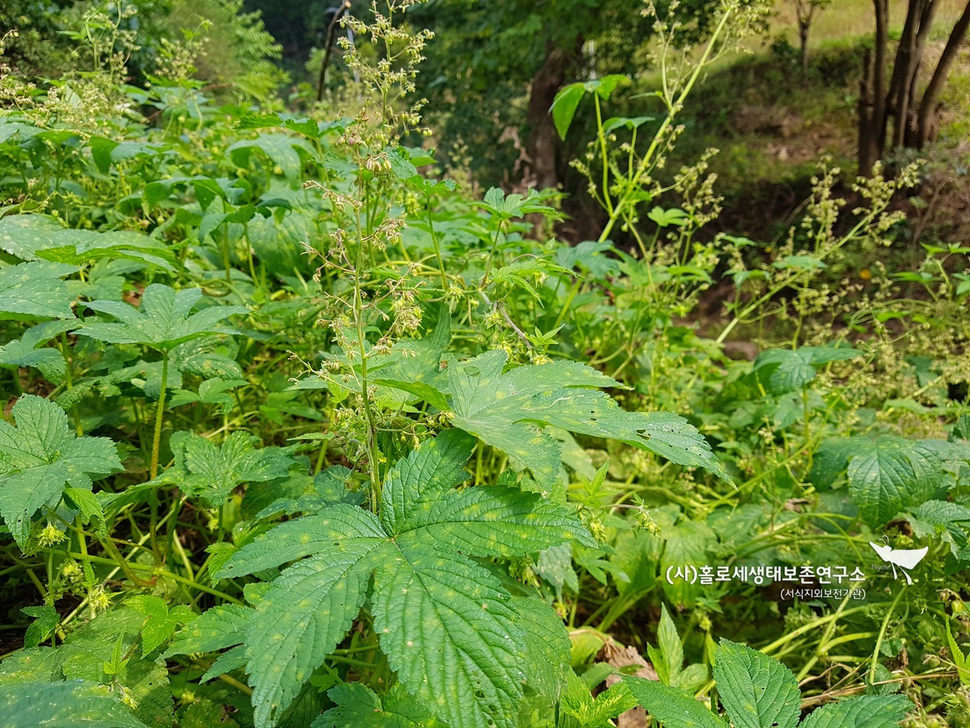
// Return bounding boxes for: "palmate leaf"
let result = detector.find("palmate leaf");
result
[0,395,121,550]
[712,641,799,728]
[79,284,246,351]
[164,431,295,506]
[0,680,148,727]
[445,350,726,489]
[205,431,592,728]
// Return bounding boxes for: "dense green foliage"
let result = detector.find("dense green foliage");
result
[0,1,969,727]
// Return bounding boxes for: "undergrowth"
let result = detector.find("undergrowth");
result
[0,1,968,727]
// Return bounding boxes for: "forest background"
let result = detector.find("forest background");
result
[0,0,969,726]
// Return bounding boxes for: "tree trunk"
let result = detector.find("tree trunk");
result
[799,19,811,73]
[527,44,571,191]
[888,0,937,149]
[860,0,970,172]
[915,0,970,146]
[859,0,890,176]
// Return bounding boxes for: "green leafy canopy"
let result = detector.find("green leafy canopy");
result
[169,430,594,728]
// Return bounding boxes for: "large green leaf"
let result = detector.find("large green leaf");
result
[0,262,77,320]
[445,350,726,488]
[0,214,175,271]
[811,436,943,526]
[514,595,571,700]
[712,640,799,728]
[244,541,383,728]
[0,395,121,549]
[372,548,524,728]
[164,604,253,658]
[80,284,246,351]
[623,676,727,728]
[0,214,63,259]
[379,428,475,532]
[228,134,315,182]
[798,695,911,728]
[206,431,591,728]
[0,680,148,727]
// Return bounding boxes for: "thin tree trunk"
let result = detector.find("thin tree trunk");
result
[887,0,921,148]
[916,0,970,146]
[527,44,571,191]
[799,20,811,73]
[891,0,937,148]
[859,0,890,175]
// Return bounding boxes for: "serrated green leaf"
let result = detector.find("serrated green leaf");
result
[0,648,61,684]
[215,504,387,579]
[712,640,798,728]
[446,350,727,489]
[228,134,314,182]
[0,261,78,320]
[165,604,253,658]
[380,429,476,533]
[0,680,149,727]
[808,437,870,489]
[623,676,726,728]
[513,596,570,700]
[245,541,383,728]
[0,214,63,259]
[129,595,194,656]
[312,683,438,728]
[372,548,523,728]
[0,320,74,383]
[561,671,638,727]
[657,604,684,685]
[0,395,122,550]
[395,485,595,556]
[846,437,942,527]
[79,284,246,351]
[754,346,861,394]
[165,431,294,506]
[798,695,911,728]
[63,487,105,527]
[36,229,178,273]
[22,605,59,649]
[478,187,559,220]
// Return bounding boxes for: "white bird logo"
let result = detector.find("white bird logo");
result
[869,541,928,585]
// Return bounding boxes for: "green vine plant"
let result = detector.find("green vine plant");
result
[3,0,970,724]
